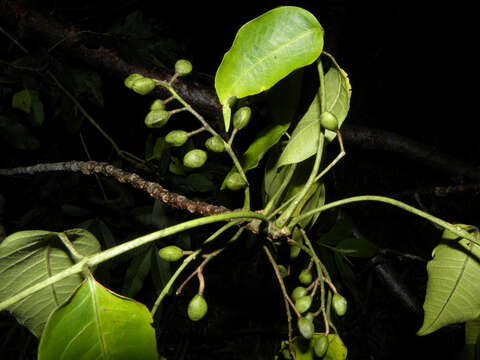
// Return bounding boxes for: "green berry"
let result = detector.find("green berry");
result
[124,73,144,89]
[145,109,170,128]
[304,312,314,322]
[165,130,189,147]
[183,149,207,168]
[158,245,183,262]
[332,293,347,316]
[233,106,251,130]
[187,294,208,321]
[290,244,301,259]
[313,334,329,357]
[295,295,312,314]
[297,317,314,339]
[291,287,307,302]
[298,269,313,285]
[150,99,165,111]
[204,135,225,152]
[320,111,339,132]
[225,172,247,191]
[277,265,288,278]
[132,77,156,95]
[175,59,193,75]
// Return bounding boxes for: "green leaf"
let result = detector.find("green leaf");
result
[276,94,321,167]
[215,6,324,130]
[322,52,352,142]
[336,237,378,258]
[0,229,101,337]
[417,234,480,336]
[122,246,154,297]
[12,89,32,113]
[72,68,104,108]
[38,276,157,360]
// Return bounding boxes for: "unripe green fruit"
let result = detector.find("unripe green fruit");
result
[165,130,189,147]
[332,293,347,316]
[304,312,314,322]
[124,73,144,89]
[313,334,329,357]
[290,244,301,259]
[132,77,156,95]
[175,59,193,75]
[158,245,183,262]
[295,295,312,314]
[277,265,288,278]
[233,106,251,130]
[145,109,170,128]
[204,135,225,152]
[297,317,314,339]
[183,149,207,168]
[298,269,313,285]
[150,99,165,111]
[320,111,339,132]
[291,287,307,302]
[225,172,247,191]
[187,294,208,321]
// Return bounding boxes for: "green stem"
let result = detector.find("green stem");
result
[263,164,297,217]
[156,80,248,184]
[57,232,84,262]
[0,211,266,312]
[276,60,327,228]
[151,219,245,316]
[292,195,479,245]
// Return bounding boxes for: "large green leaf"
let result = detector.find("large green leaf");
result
[215,6,324,131]
[417,235,480,336]
[38,275,157,360]
[0,229,101,337]
[275,54,351,168]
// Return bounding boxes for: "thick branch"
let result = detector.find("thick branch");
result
[2,0,479,181]
[0,161,230,216]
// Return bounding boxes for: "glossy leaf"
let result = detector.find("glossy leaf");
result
[0,229,101,337]
[38,276,157,360]
[215,6,324,130]
[322,52,352,142]
[417,235,480,336]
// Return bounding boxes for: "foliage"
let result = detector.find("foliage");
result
[0,5,479,360]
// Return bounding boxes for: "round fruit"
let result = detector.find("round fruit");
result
[183,149,207,168]
[304,312,314,322]
[158,245,183,262]
[225,172,246,191]
[132,77,156,95]
[320,111,339,132]
[332,293,347,316]
[233,106,251,130]
[165,130,189,147]
[175,59,193,75]
[297,317,314,339]
[290,244,301,259]
[145,109,170,128]
[187,294,208,321]
[204,135,225,153]
[313,334,329,357]
[295,295,312,314]
[298,269,313,285]
[150,99,165,111]
[124,73,144,89]
[278,265,288,278]
[291,287,307,302]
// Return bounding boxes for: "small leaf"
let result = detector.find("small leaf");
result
[12,89,32,113]
[417,231,480,336]
[0,229,101,337]
[336,237,378,258]
[215,6,323,130]
[38,276,157,360]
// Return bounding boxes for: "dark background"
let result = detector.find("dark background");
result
[0,0,476,359]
